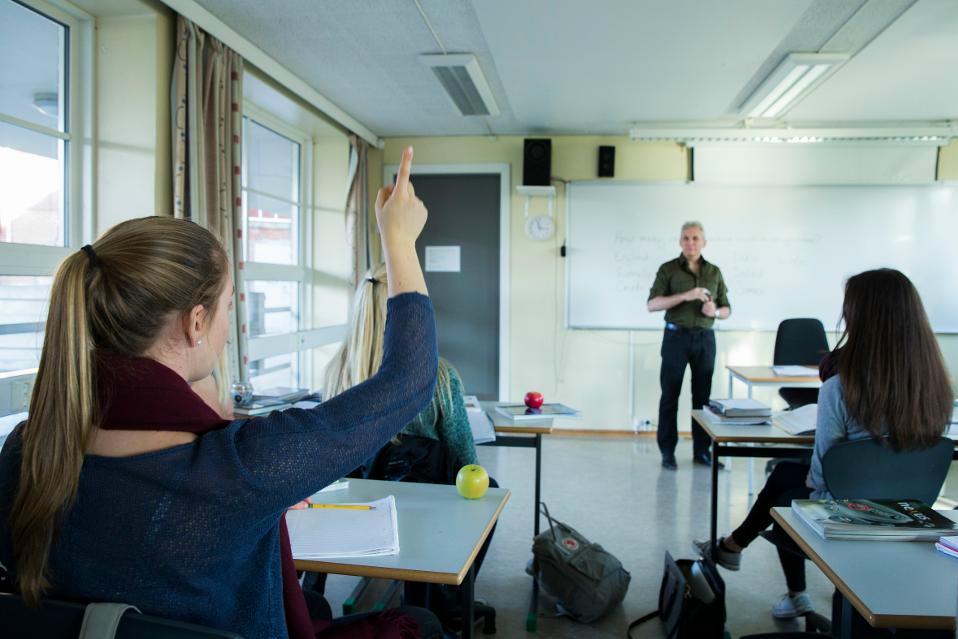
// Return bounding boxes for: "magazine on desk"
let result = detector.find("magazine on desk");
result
[771,365,818,377]
[494,403,580,421]
[791,499,957,541]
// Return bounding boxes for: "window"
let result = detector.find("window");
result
[240,107,312,389]
[0,0,85,376]
[239,71,353,393]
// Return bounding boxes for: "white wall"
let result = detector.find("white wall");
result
[94,9,172,234]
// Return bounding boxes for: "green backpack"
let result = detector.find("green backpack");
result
[529,502,631,623]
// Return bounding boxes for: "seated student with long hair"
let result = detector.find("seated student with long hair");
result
[324,261,481,476]
[0,148,445,639]
[695,268,952,619]
[322,261,496,628]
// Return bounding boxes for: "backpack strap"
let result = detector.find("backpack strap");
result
[626,609,660,639]
[539,502,559,540]
[78,603,140,639]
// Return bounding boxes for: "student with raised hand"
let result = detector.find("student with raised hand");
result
[694,268,953,619]
[0,147,444,639]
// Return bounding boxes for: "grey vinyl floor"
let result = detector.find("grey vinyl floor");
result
[322,435,836,638]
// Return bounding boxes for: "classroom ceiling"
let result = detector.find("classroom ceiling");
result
[190,0,958,138]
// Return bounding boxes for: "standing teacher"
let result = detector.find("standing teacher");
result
[647,222,731,470]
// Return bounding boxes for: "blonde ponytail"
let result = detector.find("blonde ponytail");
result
[8,217,227,606]
[324,263,455,427]
[11,252,97,606]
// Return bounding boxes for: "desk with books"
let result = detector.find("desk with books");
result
[771,506,958,637]
[292,479,510,639]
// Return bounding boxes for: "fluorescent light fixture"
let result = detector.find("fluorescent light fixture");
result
[420,53,500,117]
[628,121,957,145]
[740,53,849,119]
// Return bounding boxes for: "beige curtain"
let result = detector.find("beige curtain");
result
[172,16,245,398]
[346,134,371,285]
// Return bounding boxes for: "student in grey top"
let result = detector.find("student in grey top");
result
[693,268,952,621]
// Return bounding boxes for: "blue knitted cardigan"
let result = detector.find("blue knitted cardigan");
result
[0,293,437,639]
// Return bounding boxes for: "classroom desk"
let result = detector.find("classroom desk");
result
[725,365,821,495]
[693,410,815,554]
[696,411,958,556]
[771,506,958,637]
[726,365,820,399]
[479,402,555,631]
[293,478,510,639]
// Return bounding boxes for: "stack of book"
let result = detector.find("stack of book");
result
[234,387,312,417]
[494,403,580,422]
[702,398,771,425]
[792,498,957,541]
[935,535,958,559]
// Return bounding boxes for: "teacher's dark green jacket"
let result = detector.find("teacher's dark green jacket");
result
[648,254,730,330]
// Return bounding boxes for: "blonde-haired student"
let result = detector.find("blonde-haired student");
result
[0,148,444,638]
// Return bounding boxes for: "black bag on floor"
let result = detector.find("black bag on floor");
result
[627,551,725,639]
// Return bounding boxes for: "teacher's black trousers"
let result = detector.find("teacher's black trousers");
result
[657,327,715,458]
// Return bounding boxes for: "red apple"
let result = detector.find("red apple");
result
[524,391,544,409]
[456,464,490,499]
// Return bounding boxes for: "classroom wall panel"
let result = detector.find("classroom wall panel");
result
[940,142,958,180]
[374,136,958,433]
[95,12,173,234]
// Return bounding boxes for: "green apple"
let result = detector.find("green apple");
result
[455,464,489,499]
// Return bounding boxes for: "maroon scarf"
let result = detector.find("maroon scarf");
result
[96,354,418,639]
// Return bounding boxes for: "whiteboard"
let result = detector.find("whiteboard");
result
[565,182,958,332]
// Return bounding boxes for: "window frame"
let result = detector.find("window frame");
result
[240,101,348,389]
[0,0,91,391]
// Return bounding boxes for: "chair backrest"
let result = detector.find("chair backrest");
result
[0,593,244,639]
[773,318,829,366]
[822,437,953,504]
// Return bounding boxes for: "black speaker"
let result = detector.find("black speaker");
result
[523,139,551,186]
[598,145,615,178]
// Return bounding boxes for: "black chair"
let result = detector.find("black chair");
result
[0,592,243,639]
[758,437,954,638]
[774,319,828,410]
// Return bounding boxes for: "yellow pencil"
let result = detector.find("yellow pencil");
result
[307,503,374,511]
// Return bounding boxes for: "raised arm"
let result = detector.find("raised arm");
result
[378,146,428,298]
[225,146,439,511]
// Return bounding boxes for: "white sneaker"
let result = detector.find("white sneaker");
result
[772,592,814,619]
[692,538,741,571]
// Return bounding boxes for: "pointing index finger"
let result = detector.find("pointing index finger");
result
[395,146,413,194]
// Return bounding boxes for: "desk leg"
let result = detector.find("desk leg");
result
[710,439,719,554]
[462,565,475,639]
[526,564,539,632]
[534,434,542,536]
[526,433,542,632]
[746,383,755,495]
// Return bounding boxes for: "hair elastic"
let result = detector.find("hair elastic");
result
[365,277,378,284]
[81,245,98,269]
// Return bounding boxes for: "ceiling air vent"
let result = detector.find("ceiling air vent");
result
[420,54,500,117]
